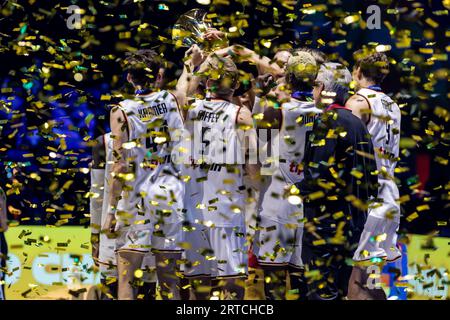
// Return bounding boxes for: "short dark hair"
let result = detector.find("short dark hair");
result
[124,49,162,87]
[354,51,390,84]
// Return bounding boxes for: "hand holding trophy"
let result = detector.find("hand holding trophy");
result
[172,8,229,52]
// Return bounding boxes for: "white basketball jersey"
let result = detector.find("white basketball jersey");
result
[357,88,401,179]
[119,90,184,188]
[277,100,322,184]
[115,91,183,230]
[98,133,116,267]
[259,99,321,223]
[101,133,113,225]
[184,99,246,227]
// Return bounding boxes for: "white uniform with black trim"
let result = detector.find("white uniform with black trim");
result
[114,91,185,253]
[353,88,402,262]
[255,99,321,268]
[94,133,156,281]
[183,99,248,278]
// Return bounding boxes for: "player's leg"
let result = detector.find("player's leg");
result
[259,265,287,300]
[350,211,390,299]
[137,253,157,300]
[152,219,183,299]
[255,216,294,300]
[115,227,151,300]
[347,263,386,300]
[154,250,182,300]
[188,276,212,300]
[184,225,212,300]
[287,226,308,300]
[116,250,145,300]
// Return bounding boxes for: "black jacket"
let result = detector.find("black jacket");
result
[297,105,378,241]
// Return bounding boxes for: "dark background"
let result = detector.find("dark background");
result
[0,0,448,236]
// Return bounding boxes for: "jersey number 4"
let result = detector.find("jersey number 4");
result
[145,120,169,152]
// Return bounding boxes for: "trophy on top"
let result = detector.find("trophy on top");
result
[172,8,229,52]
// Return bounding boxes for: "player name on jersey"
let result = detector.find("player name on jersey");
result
[197,110,221,123]
[137,102,168,120]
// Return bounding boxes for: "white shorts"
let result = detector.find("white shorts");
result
[141,253,157,283]
[115,174,185,253]
[353,180,402,262]
[152,221,183,252]
[254,216,303,268]
[184,224,248,278]
[115,229,153,253]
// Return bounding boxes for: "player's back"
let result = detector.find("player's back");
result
[277,99,322,184]
[184,99,246,227]
[357,88,401,179]
[119,90,183,188]
[258,99,321,224]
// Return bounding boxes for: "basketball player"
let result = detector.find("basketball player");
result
[102,47,204,299]
[90,134,157,300]
[253,52,321,300]
[183,54,260,300]
[297,62,378,300]
[346,51,401,300]
[0,186,7,300]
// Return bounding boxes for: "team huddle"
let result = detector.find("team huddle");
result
[89,30,401,300]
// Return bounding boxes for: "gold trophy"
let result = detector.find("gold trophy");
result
[172,8,228,52]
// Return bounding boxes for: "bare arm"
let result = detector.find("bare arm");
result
[345,94,371,124]
[214,45,284,77]
[237,106,261,190]
[102,106,129,235]
[172,44,205,120]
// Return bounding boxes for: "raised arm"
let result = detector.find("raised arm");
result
[214,45,284,77]
[171,44,206,120]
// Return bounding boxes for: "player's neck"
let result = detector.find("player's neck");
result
[209,93,232,103]
[134,85,153,96]
[358,78,377,90]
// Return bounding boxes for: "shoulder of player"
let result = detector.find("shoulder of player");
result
[345,94,370,110]
[235,104,253,126]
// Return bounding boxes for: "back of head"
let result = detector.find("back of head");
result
[294,47,328,65]
[354,50,390,84]
[285,51,318,93]
[202,55,239,98]
[124,49,162,88]
[316,62,352,106]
